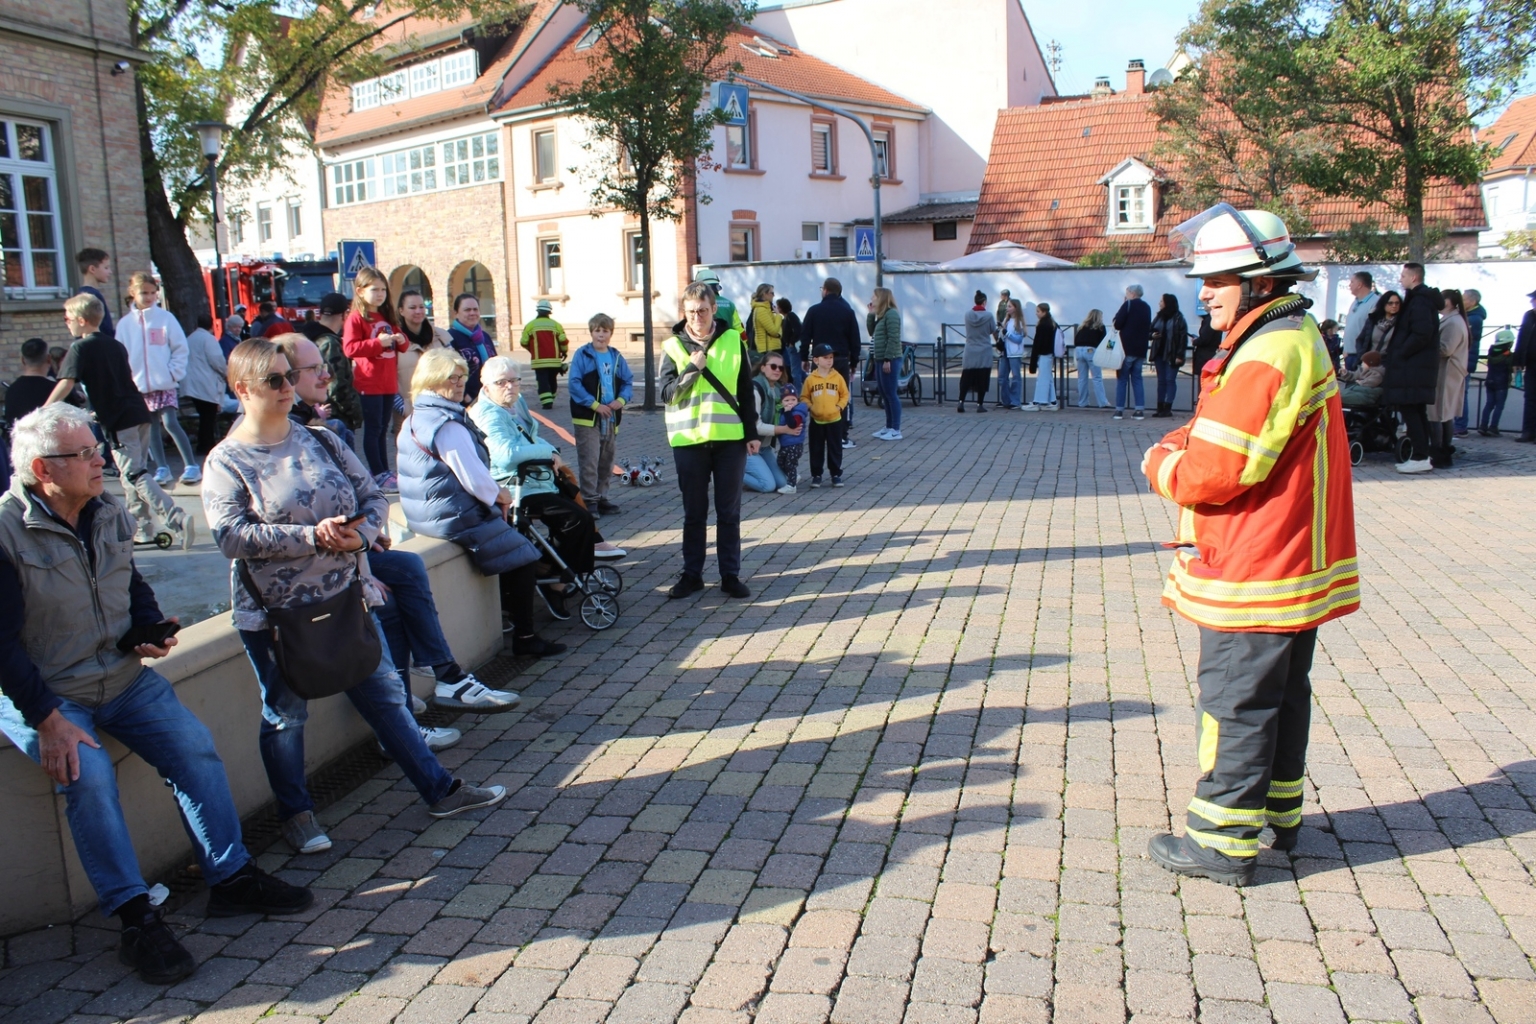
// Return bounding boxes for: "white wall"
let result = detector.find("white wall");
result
[224,140,328,261]
[752,0,1054,197]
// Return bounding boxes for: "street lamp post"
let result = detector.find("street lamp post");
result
[728,74,884,286]
[193,121,231,319]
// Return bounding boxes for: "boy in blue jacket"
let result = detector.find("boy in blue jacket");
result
[569,313,634,514]
[776,382,808,491]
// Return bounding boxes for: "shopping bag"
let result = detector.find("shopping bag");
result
[1092,335,1125,371]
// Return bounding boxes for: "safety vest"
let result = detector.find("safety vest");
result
[662,332,746,446]
[1143,295,1359,632]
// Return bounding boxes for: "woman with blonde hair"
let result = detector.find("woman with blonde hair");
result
[397,348,565,656]
[868,287,904,439]
[749,282,783,357]
[341,264,408,488]
[202,339,506,855]
[1073,309,1109,408]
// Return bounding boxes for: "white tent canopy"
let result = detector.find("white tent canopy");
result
[937,240,1075,271]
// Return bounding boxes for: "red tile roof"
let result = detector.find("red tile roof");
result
[496,24,926,117]
[1484,94,1536,178]
[969,92,1487,262]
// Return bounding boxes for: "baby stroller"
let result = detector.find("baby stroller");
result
[861,343,924,407]
[511,460,622,630]
[1343,402,1410,466]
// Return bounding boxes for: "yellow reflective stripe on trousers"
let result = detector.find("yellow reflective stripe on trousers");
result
[1184,826,1260,857]
[1188,797,1268,828]
[1265,807,1302,828]
[1198,712,1219,774]
[1267,778,1304,799]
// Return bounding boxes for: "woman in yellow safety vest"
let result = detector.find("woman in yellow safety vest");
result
[658,282,760,601]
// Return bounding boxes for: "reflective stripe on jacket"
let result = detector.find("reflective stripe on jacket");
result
[1143,295,1359,632]
[520,316,568,368]
[662,332,747,446]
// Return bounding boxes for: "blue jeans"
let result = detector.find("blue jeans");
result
[1116,357,1146,411]
[1155,360,1180,408]
[372,548,458,682]
[1075,349,1108,407]
[743,449,790,492]
[877,358,903,428]
[1033,354,1056,406]
[1479,387,1509,432]
[997,356,1023,408]
[360,393,393,476]
[0,668,251,915]
[239,615,453,820]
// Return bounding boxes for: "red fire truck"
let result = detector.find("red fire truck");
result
[203,257,338,336]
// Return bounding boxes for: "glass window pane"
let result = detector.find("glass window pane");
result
[0,212,18,248]
[16,124,44,161]
[457,140,468,161]
[486,157,499,179]
[485,134,499,155]
[31,251,58,287]
[473,161,485,182]
[22,177,51,212]
[0,175,12,210]
[410,149,421,170]
[422,147,434,167]
[28,211,54,248]
[4,252,22,287]
[424,170,436,189]
[0,123,9,160]
[411,171,422,191]
[445,166,457,186]
[473,135,484,158]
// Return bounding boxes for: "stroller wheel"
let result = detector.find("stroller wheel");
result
[863,388,875,407]
[580,591,620,630]
[580,567,623,595]
[1349,440,1364,466]
[1396,435,1413,463]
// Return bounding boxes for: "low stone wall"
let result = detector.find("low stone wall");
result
[0,529,500,936]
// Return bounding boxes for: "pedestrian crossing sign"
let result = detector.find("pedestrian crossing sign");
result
[711,82,750,126]
[854,227,876,263]
[339,239,376,280]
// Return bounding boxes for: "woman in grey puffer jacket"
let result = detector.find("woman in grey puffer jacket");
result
[959,290,997,412]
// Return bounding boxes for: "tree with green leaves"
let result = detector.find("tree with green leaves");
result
[130,0,528,328]
[545,0,755,410]
[1161,0,1536,260]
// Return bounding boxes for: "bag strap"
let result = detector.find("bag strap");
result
[235,558,267,612]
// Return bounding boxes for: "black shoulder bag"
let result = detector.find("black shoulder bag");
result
[695,338,754,435]
[237,427,381,700]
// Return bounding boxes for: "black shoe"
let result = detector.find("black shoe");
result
[206,864,315,918]
[976,404,987,412]
[1147,833,1255,886]
[1477,427,1491,437]
[538,584,571,620]
[1258,826,1299,852]
[1517,434,1535,443]
[512,633,567,658]
[597,501,622,514]
[957,403,966,412]
[120,907,196,984]
[720,575,751,599]
[668,573,705,599]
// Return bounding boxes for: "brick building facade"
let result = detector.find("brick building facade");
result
[0,0,151,379]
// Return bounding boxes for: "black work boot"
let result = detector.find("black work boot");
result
[119,903,196,984]
[1148,833,1255,886]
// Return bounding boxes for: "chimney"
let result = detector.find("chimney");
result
[1091,76,1113,100]
[1126,59,1146,96]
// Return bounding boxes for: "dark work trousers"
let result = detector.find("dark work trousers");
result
[1524,374,1536,437]
[189,398,221,454]
[672,440,748,578]
[534,367,560,409]
[1185,627,1317,862]
[834,357,853,440]
[808,420,843,479]
[521,492,595,574]
[1399,403,1431,461]
[498,563,539,636]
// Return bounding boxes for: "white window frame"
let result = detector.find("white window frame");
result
[811,121,834,174]
[352,79,380,111]
[726,119,753,170]
[539,237,563,295]
[624,230,644,291]
[872,129,891,180]
[256,204,273,243]
[729,225,756,262]
[409,61,440,98]
[381,143,439,197]
[285,200,302,239]
[328,130,499,207]
[330,158,376,206]
[442,131,500,188]
[440,50,477,87]
[1115,184,1148,229]
[377,70,408,104]
[0,117,68,299]
[533,128,557,183]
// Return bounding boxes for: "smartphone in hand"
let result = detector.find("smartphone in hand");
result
[117,620,181,653]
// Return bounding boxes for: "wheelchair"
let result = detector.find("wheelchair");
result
[861,344,923,407]
[509,460,622,630]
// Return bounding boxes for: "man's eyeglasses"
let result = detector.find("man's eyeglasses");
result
[293,362,328,378]
[249,369,302,390]
[41,446,100,463]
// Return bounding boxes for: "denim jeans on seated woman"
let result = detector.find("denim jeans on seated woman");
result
[0,668,251,914]
[239,614,453,821]
[1116,356,1146,411]
[743,449,790,492]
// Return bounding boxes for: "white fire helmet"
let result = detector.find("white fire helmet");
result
[694,267,721,286]
[1170,203,1317,281]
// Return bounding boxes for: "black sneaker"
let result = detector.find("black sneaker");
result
[720,575,751,599]
[119,907,196,984]
[206,864,315,918]
[1147,833,1254,886]
[669,573,705,599]
[538,584,572,620]
[831,476,844,488]
[511,633,567,658]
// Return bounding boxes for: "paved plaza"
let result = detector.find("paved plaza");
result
[3,393,1535,1024]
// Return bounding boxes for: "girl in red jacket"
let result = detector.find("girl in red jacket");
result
[342,265,408,487]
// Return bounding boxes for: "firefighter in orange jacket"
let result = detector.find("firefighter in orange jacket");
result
[520,299,569,409]
[1142,205,1359,886]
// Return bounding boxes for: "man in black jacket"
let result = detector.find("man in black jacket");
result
[1111,285,1153,418]
[1382,263,1441,473]
[1513,291,1536,443]
[800,278,861,445]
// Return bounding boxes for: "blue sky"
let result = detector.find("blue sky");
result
[1024,2,1202,97]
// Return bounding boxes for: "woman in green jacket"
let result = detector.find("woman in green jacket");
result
[868,287,904,440]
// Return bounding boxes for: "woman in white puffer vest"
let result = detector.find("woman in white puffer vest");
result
[116,272,201,484]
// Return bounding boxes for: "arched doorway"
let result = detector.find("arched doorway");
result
[389,265,434,318]
[449,260,497,339]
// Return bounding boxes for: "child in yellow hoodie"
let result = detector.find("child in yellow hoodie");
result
[805,343,850,486]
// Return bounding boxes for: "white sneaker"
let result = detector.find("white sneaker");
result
[420,724,461,751]
[883,430,903,440]
[280,811,332,854]
[434,674,521,712]
[179,466,202,485]
[170,511,195,551]
[593,544,627,561]
[872,429,893,440]
[776,485,797,494]
[1395,458,1434,474]
[1021,404,1039,411]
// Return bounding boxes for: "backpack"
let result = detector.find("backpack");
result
[744,308,756,348]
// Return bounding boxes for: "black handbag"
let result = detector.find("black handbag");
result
[235,427,381,700]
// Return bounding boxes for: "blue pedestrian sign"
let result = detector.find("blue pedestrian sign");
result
[854,227,876,263]
[339,239,377,280]
[711,82,750,126]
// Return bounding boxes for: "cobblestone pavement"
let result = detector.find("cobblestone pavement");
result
[4,396,1536,1024]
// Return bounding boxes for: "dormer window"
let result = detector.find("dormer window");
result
[1098,157,1161,235]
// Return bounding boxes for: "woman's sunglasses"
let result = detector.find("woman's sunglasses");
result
[764,363,784,372]
[249,369,301,390]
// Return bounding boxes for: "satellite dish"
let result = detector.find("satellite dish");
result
[1148,68,1175,88]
